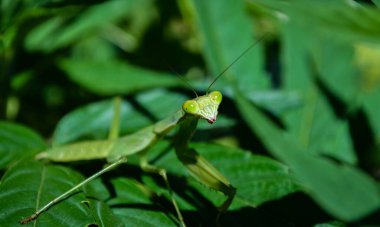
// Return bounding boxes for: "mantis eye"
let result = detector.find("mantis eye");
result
[183,100,199,114]
[209,91,222,104]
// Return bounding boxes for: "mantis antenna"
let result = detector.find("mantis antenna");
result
[168,65,199,98]
[206,33,269,93]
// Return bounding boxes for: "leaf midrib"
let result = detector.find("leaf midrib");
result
[33,166,46,227]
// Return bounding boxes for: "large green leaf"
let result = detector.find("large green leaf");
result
[373,0,380,8]
[52,89,235,145]
[52,99,151,145]
[0,160,93,226]
[254,0,380,105]
[52,90,186,145]
[281,26,357,164]
[185,0,269,92]
[235,90,380,221]
[84,198,124,227]
[254,0,380,43]
[246,90,302,116]
[108,177,177,227]
[108,177,153,206]
[0,121,46,169]
[149,141,299,209]
[0,159,178,226]
[112,208,177,227]
[311,38,359,105]
[60,59,181,95]
[362,87,380,142]
[25,0,152,52]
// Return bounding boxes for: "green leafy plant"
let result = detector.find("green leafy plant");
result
[1,0,380,226]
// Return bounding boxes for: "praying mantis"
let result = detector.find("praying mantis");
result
[20,37,266,226]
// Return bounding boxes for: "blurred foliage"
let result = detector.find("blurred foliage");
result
[1,0,380,226]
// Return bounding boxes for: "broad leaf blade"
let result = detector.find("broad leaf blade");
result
[0,121,46,169]
[362,87,380,141]
[52,99,150,145]
[151,142,299,209]
[254,0,380,43]
[60,59,180,95]
[84,198,124,227]
[0,160,93,226]
[52,90,186,145]
[235,90,380,221]
[108,177,177,227]
[112,208,177,227]
[281,26,357,164]
[25,0,147,52]
[187,0,269,92]
[192,143,300,209]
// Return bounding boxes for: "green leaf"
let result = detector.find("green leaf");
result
[362,87,380,141]
[108,178,177,227]
[281,26,357,164]
[52,90,186,145]
[247,90,302,116]
[151,142,299,209]
[112,208,177,227]
[311,38,359,105]
[255,0,380,43]
[314,220,345,227]
[193,143,300,208]
[84,178,111,202]
[60,59,180,95]
[0,160,93,226]
[108,177,153,206]
[52,99,149,145]
[25,0,145,52]
[373,0,380,8]
[0,121,46,169]
[234,90,380,221]
[186,0,269,92]
[84,198,124,227]
[285,90,356,164]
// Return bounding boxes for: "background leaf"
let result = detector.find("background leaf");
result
[2,0,380,226]
[25,0,153,52]
[149,142,299,209]
[234,90,380,221]
[60,59,180,95]
[185,0,269,92]
[0,161,93,226]
[0,122,46,169]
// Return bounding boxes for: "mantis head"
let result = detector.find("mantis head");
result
[182,91,222,124]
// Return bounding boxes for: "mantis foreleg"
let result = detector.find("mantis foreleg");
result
[174,117,236,215]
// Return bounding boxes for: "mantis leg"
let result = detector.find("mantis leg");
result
[140,157,186,227]
[174,117,236,217]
